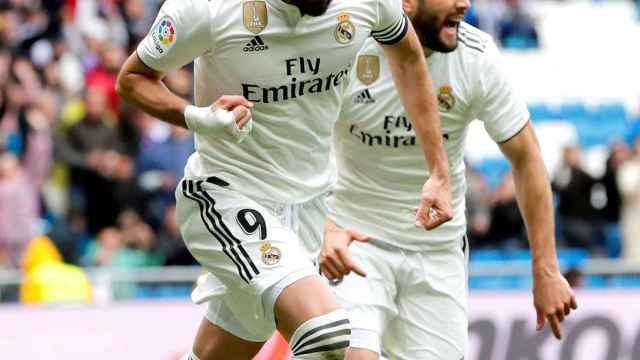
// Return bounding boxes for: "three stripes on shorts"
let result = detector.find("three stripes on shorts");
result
[181,178,260,283]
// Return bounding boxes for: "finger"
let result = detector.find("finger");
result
[338,250,367,277]
[536,308,545,331]
[556,307,565,322]
[415,197,435,226]
[547,314,562,339]
[422,211,449,230]
[216,95,252,110]
[348,229,372,243]
[320,261,340,280]
[570,295,578,310]
[326,252,349,277]
[233,107,252,128]
[564,303,571,316]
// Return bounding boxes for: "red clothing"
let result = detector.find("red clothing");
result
[86,68,120,114]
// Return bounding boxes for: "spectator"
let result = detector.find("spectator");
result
[154,205,196,266]
[85,44,126,114]
[466,167,492,246]
[0,102,52,268]
[553,145,600,250]
[137,125,194,227]
[498,0,539,49]
[20,235,92,304]
[55,86,123,234]
[485,172,526,248]
[618,136,640,261]
[563,268,585,288]
[599,142,630,257]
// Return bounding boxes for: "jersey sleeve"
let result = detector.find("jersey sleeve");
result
[473,39,530,143]
[371,0,408,45]
[136,0,212,73]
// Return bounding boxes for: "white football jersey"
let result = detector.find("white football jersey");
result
[329,23,530,250]
[137,0,408,204]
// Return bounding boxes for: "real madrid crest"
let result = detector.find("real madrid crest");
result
[243,1,268,34]
[335,13,355,44]
[260,242,281,266]
[356,55,380,85]
[437,85,456,112]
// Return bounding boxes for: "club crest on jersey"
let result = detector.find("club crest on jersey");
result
[260,242,281,266]
[437,85,456,112]
[356,55,380,85]
[243,1,268,34]
[335,13,355,44]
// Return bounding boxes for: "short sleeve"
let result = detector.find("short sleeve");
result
[473,39,530,143]
[371,0,408,45]
[136,0,212,73]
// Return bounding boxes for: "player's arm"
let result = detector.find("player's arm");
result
[498,122,578,339]
[116,0,252,139]
[117,55,191,127]
[379,21,453,229]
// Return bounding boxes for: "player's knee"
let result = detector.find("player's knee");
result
[290,309,351,359]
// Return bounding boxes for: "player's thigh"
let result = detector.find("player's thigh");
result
[177,177,322,340]
[274,275,340,340]
[383,244,468,360]
[192,317,264,360]
[331,241,397,357]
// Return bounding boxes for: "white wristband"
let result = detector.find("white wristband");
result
[184,105,252,143]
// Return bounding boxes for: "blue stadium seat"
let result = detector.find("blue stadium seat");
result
[528,104,556,121]
[470,249,508,262]
[473,158,511,190]
[596,103,626,121]
[608,275,640,288]
[584,275,606,288]
[559,103,588,120]
[557,248,589,267]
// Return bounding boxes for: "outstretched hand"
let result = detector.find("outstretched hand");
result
[533,267,578,339]
[320,222,371,280]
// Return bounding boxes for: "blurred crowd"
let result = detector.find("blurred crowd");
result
[0,0,638,284]
[466,132,640,261]
[464,0,539,49]
[0,0,197,274]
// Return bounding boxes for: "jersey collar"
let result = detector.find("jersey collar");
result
[269,0,303,24]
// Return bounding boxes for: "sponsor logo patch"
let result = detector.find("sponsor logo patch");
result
[354,89,375,104]
[243,1,268,34]
[243,36,269,52]
[356,55,380,85]
[152,16,176,53]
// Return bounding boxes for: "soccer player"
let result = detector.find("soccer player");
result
[321,0,578,358]
[116,0,453,359]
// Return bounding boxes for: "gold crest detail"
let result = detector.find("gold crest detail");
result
[336,13,350,21]
[437,85,456,112]
[260,242,281,266]
[356,55,380,85]
[243,1,268,34]
[335,20,355,44]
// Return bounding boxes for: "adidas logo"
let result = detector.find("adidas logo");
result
[243,36,269,52]
[354,89,375,104]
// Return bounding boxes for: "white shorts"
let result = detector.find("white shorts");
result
[175,176,327,341]
[331,237,469,360]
